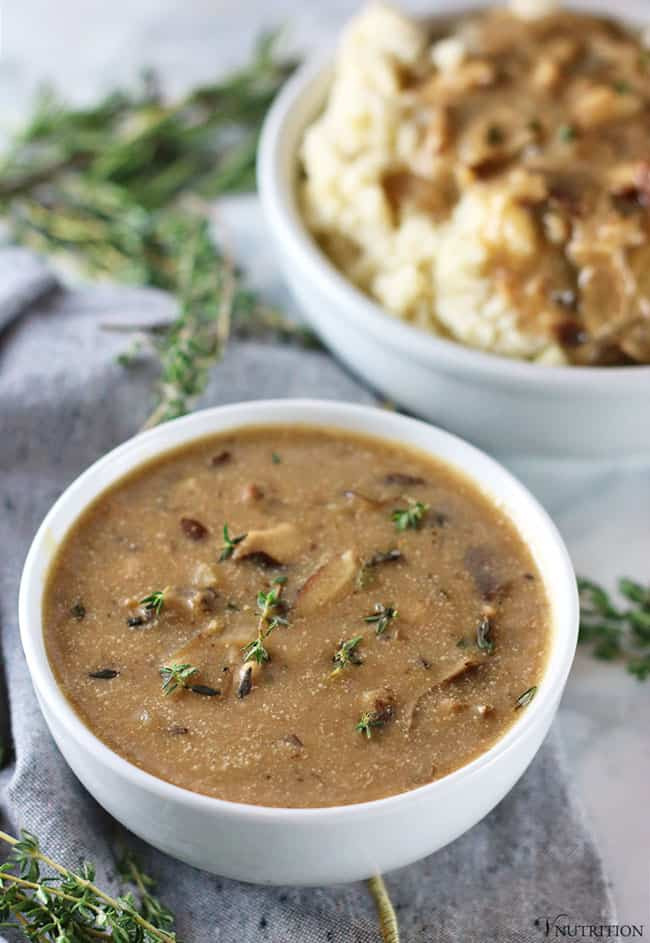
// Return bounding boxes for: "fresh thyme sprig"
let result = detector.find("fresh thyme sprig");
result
[356,710,387,739]
[241,576,288,665]
[0,32,317,428]
[140,590,166,617]
[115,851,175,934]
[331,636,363,677]
[579,576,650,680]
[219,523,247,561]
[0,829,175,943]
[364,604,398,637]
[159,663,198,695]
[391,500,429,532]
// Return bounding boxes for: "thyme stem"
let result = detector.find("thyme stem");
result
[367,875,400,943]
[0,830,175,943]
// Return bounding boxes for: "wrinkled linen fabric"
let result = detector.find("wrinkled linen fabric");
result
[0,249,615,942]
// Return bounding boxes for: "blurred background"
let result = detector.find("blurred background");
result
[4,0,648,122]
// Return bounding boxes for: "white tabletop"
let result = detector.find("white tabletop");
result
[2,0,649,926]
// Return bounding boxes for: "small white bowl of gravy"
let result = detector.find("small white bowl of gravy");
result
[19,400,578,885]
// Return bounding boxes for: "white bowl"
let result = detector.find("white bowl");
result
[257,57,650,461]
[19,400,578,886]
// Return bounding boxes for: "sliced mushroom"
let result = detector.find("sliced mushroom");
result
[294,550,358,615]
[165,619,225,664]
[232,522,302,565]
[342,489,385,511]
[464,546,509,601]
[404,655,481,732]
[192,561,219,587]
[180,517,208,540]
[276,733,304,758]
[240,482,265,504]
[382,472,426,487]
[164,586,219,617]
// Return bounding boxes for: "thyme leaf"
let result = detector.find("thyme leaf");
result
[364,604,398,637]
[355,708,391,739]
[159,662,198,695]
[241,577,289,666]
[140,589,166,616]
[219,523,247,561]
[558,123,577,142]
[514,686,537,710]
[116,850,175,934]
[355,696,396,739]
[331,636,364,677]
[0,829,176,943]
[391,500,429,532]
[0,33,318,428]
[578,576,650,679]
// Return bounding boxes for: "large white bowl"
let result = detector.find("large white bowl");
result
[19,400,578,885]
[257,55,650,461]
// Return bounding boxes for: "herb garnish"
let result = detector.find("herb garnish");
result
[159,663,198,695]
[271,452,281,464]
[364,604,398,637]
[0,34,317,428]
[331,636,364,677]
[486,124,504,146]
[140,590,166,616]
[515,686,537,710]
[0,829,176,943]
[391,500,429,532]
[476,615,494,654]
[578,577,650,680]
[558,123,576,142]
[116,850,175,934]
[70,601,86,621]
[356,708,391,739]
[241,577,288,665]
[219,523,247,561]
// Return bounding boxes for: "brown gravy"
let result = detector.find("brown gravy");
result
[399,9,650,364]
[43,426,551,808]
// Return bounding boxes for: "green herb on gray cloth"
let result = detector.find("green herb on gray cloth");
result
[0,31,318,427]
[0,829,176,943]
[578,577,650,680]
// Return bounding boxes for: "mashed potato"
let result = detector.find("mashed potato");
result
[300,2,650,366]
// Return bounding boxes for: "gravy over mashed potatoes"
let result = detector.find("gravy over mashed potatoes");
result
[300,1,650,366]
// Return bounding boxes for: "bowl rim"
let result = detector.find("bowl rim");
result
[19,399,578,822]
[257,52,650,393]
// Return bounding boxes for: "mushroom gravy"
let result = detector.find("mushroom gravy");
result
[43,426,551,808]
[300,4,650,365]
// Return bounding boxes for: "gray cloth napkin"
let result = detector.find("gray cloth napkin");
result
[0,249,615,942]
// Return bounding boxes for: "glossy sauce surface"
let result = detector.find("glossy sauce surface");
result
[44,426,550,807]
